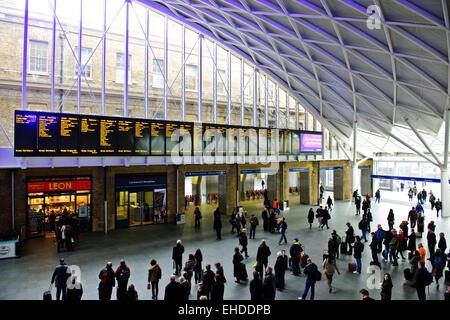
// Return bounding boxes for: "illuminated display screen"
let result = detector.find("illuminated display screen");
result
[14,111,322,157]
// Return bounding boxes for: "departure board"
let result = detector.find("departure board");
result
[134,120,150,155]
[258,128,267,156]
[14,111,37,156]
[248,128,258,155]
[14,110,322,157]
[99,118,117,154]
[37,114,59,154]
[151,122,165,155]
[116,119,134,155]
[226,127,238,155]
[60,115,79,155]
[79,116,99,155]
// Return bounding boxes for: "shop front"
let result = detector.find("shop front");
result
[115,173,167,228]
[26,177,92,239]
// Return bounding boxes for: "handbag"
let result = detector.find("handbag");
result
[322,269,327,275]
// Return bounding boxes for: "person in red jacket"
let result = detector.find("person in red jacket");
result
[397,230,407,259]
[115,260,131,300]
[273,199,279,210]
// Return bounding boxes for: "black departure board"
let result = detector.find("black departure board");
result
[14,111,37,156]
[117,119,134,155]
[80,116,99,155]
[134,120,150,155]
[14,110,323,157]
[151,122,165,155]
[60,115,79,155]
[37,114,59,154]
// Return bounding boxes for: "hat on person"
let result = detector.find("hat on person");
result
[293,238,299,242]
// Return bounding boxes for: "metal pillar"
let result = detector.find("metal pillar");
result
[144,8,149,118]
[286,93,289,129]
[264,75,268,127]
[213,42,217,124]
[253,68,257,127]
[124,0,129,117]
[295,103,299,130]
[164,16,168,120]
[51,0,56,112]
[181,25,185,121]
[102,0,106,115]
[22,0,29,110]
[352,121,359,194]
[198,34,203,122]
[227,51,231,125]
[441,107,450,216]
[77,0,83,114]
[275,83,279,128]
[240,58,244,126]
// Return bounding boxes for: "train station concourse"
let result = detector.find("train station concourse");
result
[0,0,449,305]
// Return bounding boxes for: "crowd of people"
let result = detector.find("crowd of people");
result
[47,187,450,301]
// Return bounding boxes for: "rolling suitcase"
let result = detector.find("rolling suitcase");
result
[348,263,356,272]
[43,284,52,301]
[340,242,347,254]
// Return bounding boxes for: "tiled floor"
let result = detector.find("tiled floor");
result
[0,192,448,300]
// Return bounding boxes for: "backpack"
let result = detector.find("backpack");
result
[336,235,342,245]
[101,271,109,285]
[434,256,444,269]
[121,267,130,280]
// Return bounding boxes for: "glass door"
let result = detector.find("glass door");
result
[129,191,154,226]
[116,191,129,228]
[27,195,45,238]
[76,193,91,232]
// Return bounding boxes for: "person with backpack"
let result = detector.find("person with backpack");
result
[98,262,116,301]
[352,236,364,274]
[429,192,436,211]
[172,240,185,276]
[278,217,288,245]
[321,208,331,229]
[115,259,131,300]
[414,261,431,300]
[50,258,70,301]
[274,252,286,291]
[239,229,249,258]
[249,214,259,239]
[66,274,83,301]
[408,207,418,229]
[432,248,445,288]
[183,254,197,290]
[290,238,302,276]
[148,259,162,300]
[322,255,340,293]
[307,208,315,229]
[299,258,320,300]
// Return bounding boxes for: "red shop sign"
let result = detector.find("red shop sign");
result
[27,180,91,193]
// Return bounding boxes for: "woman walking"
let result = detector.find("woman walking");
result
[307,208,315,229]
[322,256,340,293]
[233,247,246,283]
[193,249,203,285]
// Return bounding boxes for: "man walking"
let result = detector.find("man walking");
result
[239,229,249,258]
[278,217,288,245]
[298,258,319,300]
[172,240,185,276]
[256,240,271,276]
[51,258,70,301]
[352,236,364,274]
[249,214,259,239]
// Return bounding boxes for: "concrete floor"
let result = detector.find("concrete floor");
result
[0,194,448,300]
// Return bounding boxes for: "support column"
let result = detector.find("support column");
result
[441,106,450,216]
[352,121,360,195]
[333,169,344,200]
[299,171,310,204]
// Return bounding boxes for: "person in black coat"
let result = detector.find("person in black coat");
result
[414,261,428,300]
[269,210,276,233]
[233,247,245,283]
[262,267,276,300]
[380,273,393,300]
[438,233,447,256]
[215,262,227,283]
[261,207,269,231]
[51,258,70,301]
[256,240,271,276]
[194,207,202,229]
[274,252,286,291]
[202,264,215,300]
[213,210,222,240]
[210,274,225,302]
[172,240,185,275]
[164,275,180,301]
[408,230,417,254]
[307,208,315,229]
[239,229,249,258]
[249,270,263,300]
[178,276,190,301]
[427,228,437,260]
[98,261,116,301]
[345,222,355,255]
